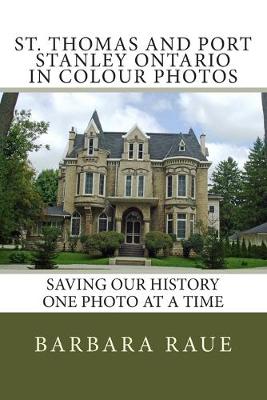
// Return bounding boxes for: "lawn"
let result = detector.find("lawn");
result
[151,256,267,269]
[0,250,108,265]
[0,249,266,269]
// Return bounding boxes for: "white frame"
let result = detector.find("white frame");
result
[190,213,195,236]
[88,137,94,156]
[125,175,132,197]
[137,175,145,197]
[191,175,196,199]
[128,142,134,159]
[137,142,144,160]
[76,173,81,195]
[166,213,173,234]
[177,213,187,240]
[84,172,94,195]
[166,175,173,198]
[70,211,81,237]
[98,212,108,232]
[178,139,186,151]
[177,174,187,198]
[98,173,106,197]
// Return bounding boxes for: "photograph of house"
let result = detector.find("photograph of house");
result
[27,110,221,255]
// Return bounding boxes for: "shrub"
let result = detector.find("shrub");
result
[189,233,204,254]
[224,237,231,257]
[241,238,247,258]
[201,232,225,269]
[181,233,204,258]
[9,251,28,264]
[259,241,267,259]
[86,231,124,257]
[182,240,191,258]
[168,233,177,243]
[31,226,60,269]
[145,231,173,257]
[80,234,89,252]
[68,235,78,252]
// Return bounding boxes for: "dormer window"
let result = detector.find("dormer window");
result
[128,143,134,159]
[178,140,186,152]
[88,138,94,155]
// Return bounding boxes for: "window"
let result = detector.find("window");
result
[84,172,94,194]
[137,175,144,197]
[88,138,94,155]
[191,176,195,198]
[178,140,186,151]
[99,174,105,196]
[128,143,134,159]
[177,213,186,239]
[125,175,132,196]
[76,173,81,195]
[71,211,81,236]
[166,175,173,198]
[98,213,108,232]
[138,143,144,159]
[209,205,215,213]
[166,213,173,234]
[178,175,186,197]
[190,214,195,236]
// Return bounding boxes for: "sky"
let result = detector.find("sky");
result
[14,92,264,177]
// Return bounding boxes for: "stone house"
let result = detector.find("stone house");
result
[29,111,221,255]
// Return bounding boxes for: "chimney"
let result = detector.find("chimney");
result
[200,133,208,156]
[68,127,76,154]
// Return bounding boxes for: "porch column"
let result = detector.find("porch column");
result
[144,219,150,235]
[116,219,122,233]
[84,207,93,235]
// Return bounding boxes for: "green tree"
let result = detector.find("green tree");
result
[0,110,49,242]
[201,232,225,269]
[240,138,267,229]
[210,157,242,236]
[261,92,267,147]
[0,93,18,138]
[241,238,247,258]
[36,169,58,206]
[32,226,60,269]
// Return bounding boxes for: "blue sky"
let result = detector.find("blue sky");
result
[13,92,264,175]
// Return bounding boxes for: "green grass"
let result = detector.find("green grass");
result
[0,249,266,268]
[0,249,108,265]
[151,256,267,269]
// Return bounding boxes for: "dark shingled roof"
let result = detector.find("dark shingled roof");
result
[242,222,267,235]
[44,205,71,217]
[67,111,208,161]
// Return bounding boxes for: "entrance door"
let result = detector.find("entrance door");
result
[125,212,141,244]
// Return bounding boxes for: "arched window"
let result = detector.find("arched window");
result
[98,213,108,232]
[71,211,81,236]
[98,212,113,232]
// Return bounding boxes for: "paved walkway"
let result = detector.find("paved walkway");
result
[0,264,267,274]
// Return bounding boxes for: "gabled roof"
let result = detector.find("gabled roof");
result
[66,111,208,162]
[43,205,71,217]
[242,222,267,235]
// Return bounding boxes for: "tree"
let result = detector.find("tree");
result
[32,226,60,269]
[261,93,267,147]
[201,232,225,269]
[239,138,267,228]
[0,93,18,138]
[36,169,58,206]
[0,110,49,242]
[210,157,242,236]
